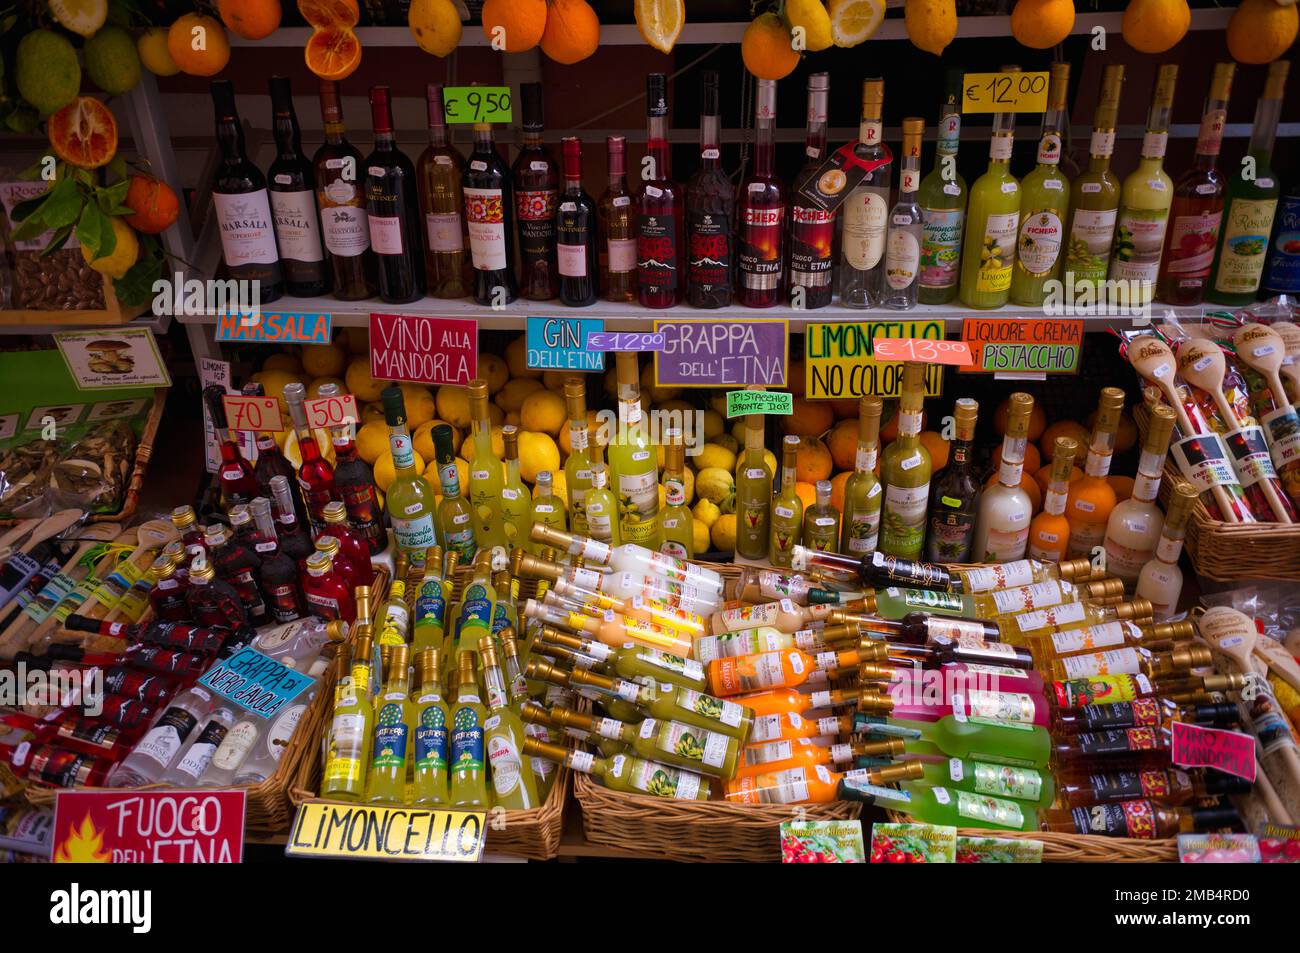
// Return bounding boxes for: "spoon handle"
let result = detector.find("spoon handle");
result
[1155,380,1243,524]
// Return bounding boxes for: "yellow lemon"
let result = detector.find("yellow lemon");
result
[460,425,504,460]
[50,0,108,37]
[785,0,834,51]
[559,409,608,455]
[505,335,541,379]
[360,401,385,425]
[695,442,737,474]
[345,357,387,402]
[415,419,459,462]
[261,352,302,374]
[408,0,462,56]
[496,377,544,413]
[301,341,347,377]
[479,353,509,393]
[488,404,504,426]
[829,0,884,46]
[691,521,710,554]
[635,0,683,52]
[284,426,337,468]
[695,467,736,511]
[710,514,737,552]
[692,497,721,528]
[307,376,346,398]
[250,368,308,415]
[520,389,566,436]
[435,384,472,429]
[639,361,681,404]
[763,449,778,477]
[137,26,179,76]
[702,409,725,441]
[356,420,389,464]
[518,431,561,484]
[400,383,436,427]
[81,217,138,278]
[375,447,426,492]
[713,433,739,457]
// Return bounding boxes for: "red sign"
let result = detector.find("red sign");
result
[370,313,477,387]
[52,790,246,863]
[222,394,283,432]
[305,393,359,430]
[1171,722,1257,782]
[871,337,974,367]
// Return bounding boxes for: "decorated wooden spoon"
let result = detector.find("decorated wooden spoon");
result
[1269,321,1300,401]
[1233,323,1296,416]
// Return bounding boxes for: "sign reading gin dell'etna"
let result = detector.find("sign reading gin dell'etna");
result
[369,313,478,387]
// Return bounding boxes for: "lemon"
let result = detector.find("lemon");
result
[400,383,436,427]
[692,498,721,528]
[714,433,739,457]
[252,369,308,416]
[137,27,180,76]
[81,217,138,278]
[307,376,346,398]
[460,425,504,460]
[356,420,389,465]
[691,521,710,555]
[505,335,541,379]
[702,409,725,441]
[479,353,509,393]
[495,377,544,414]
[360,402,385,425]
[408,0,463,56]
[785,0,834,50]
[559,409,606,455]
[640,362,680,404]
[520,389,566,436]
[708,391,728,418]
[84,26,141,95]
[49,0,107,37]
[518,431,561,484]
[262,352,303,374]
[301,341,347,377]
[415,419,458,462]
[285,427,337,468]
[431,384,470,429]
[345,357,387,402]
[635,0,684,53]
[829,0,884,47]
[375,447,426,493]
[710,514,737,552]
[695,442,737,474]
[16,30,80,116]
[695,467,736,512]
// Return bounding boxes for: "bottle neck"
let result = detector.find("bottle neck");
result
[273,113,302,160]
[752,112,775,179]
[216,117,246,164]
[483,662,509,710]
[1193,99,1228,165]
[428,122,449,149]
[647,115,671,178]
[935,108,960,158]
[474,127,495,154]
[1247,96,1282,163]
[323,119,345,146]
[699,114,721,168]
[437,458,462,499]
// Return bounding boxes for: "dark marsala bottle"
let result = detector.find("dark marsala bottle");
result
[464,121,518,305]
[513,82,560,301]
[313,79,375,301]
[637,73,684,308]
[557,137,599,307]
[737,78,786,308]
[268,76,329,297]
[364,85,425,303]
[685,70,733,309]
[209,80,283,301]
[789,72,835,309]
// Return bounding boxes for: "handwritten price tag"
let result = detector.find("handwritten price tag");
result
[1171,721,1257,782]
[305,393,359,430]
[443,86,513,124]
[727,390,793,418]
[871,338,973,367]
[962,71,1050,114]
[586,331,666,352]
[222,394,283,433]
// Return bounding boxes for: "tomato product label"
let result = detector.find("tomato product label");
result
[1050,673,1152,708]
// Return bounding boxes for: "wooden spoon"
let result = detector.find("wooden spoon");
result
[1254,635,1300,697]
[1177,338,1294,523]
[0,518,41,564]
[1127,335,1242,523]
[1233,323,1297,416]
[1270,321,1300,401]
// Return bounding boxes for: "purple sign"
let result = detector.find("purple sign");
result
[653,319,789,388]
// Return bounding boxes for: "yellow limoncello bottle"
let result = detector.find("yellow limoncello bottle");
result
[769,435,803,567]
[500,425,534,552]
[607,352,661,549]
[660,433,694,559]
[563,376,595,535]
[466,379,506,550]
[412,647,450,806]
[367,643,415,804]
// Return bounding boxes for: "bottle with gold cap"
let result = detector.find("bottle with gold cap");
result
[377,570,411,647]
[1063,64,1124,296]
[522,736,712,800]
[973,391,1035,562]
[768,434,804,567]
[550,575,706,639]
[455,549,498,663]
[547,703,742,779]
[537,626,708,691]
[449,651,489,808]
[1011,62,1071,307]
[926,397,981,562]
[1001,596,1153,644]
[431,423,476,562]
[529,523,724,595]
[382,386,437,556]
[692,621,863,667]
[881,116,925,310]
[1066,387,1127,559]
[735,736,904,783]
[582,463,621,546]
[322,637,374,801]
[479,635,541,809]
[841,396,884,556]
[1104,403,1176,584]
[500,425,534,552]
[736,414,773,559]
[839,77,889,308]
[466,379,507,550]
[1032,618,1196,666]
[727,759,922,807]
[867,574,1124,623]
[523,596,693,657]
[879,362,931,560]
[530,471,568,553]
[412,647,450,806]
[1029,437,1079,564]
[607,352,661,548]
[367,643,415,804]
[660,431,695,559]
[562,376,596,535]
[960,65,1021,309]
[840,767,1040,832]
[1136,481,1197,620]
[501,634,556,798]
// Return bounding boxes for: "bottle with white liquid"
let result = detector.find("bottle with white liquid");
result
[973,392,1035,562]
[1103,403,1176,586]
[1136,482,1197,621]
[109,686,214,787]
[161,706,237,786]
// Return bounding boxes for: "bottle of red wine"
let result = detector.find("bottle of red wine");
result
[557,137,598,307]
[313,79,375,301]
[364,85,425,303]
[267,76,329,297]
[686,70,733,309]
[513,82,560,301]
[210,80,283,302]
[737,78,786,308]
[637,73,684,308]
[464,121,518,306]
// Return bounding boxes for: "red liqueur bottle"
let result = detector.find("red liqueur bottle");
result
[737,79,786,308]
[685,70,733,308]
[637,73,684,308]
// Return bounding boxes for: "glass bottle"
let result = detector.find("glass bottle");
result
[382,386,437,556]
[321,500,375,587]
[686,70,734,309]
[736,415,773,560]
[531,471,568,543]
[841,396,883,557]
[209,79,283,301]
[598,136,637,303]
[466,379,506,550]
[879,362,932,560]
[553,704,741,780]
[464,120,518,305]
[412,646,450,806]
[364,85,425,303]
[161,705,237,787]
[267,75,328,297]
[412,547,449,654]
[283,382,335,533]
[171,504,206,552]
[109,686,213,787]
[320,383,385,554]
[184,562,247,630]
[449,652,489,809]
[660,434,694,559]
[377,563,410,646]
[206,518,268,626]
[737,78,785,308]
[1136,482,1197,621]
[769,435,803,567]
[959,66,1020,309]
[881,117,925,310]
[432,423,476,562]
[148,555,189,622]
[973,392,1034,563]
[367,643,415,804]
[839,78,889,308]
[270,474,315,568]
[1157,63,1236,305]
[522,737,711,801]
[1028,436,1079,564]
[1066,387,1126,559]
[245,384,300,521]
[1062,64,1124,302]
[788,72,833,310]
[607,352,660,548]
[416,83,470,300]
[500,425,534,552]
[251,495,303,623]
[563,377,595,535]
[1104,403,1176,585]
[1010,62,1070,307]
[313,78,374,300]
[1041,799,1238,840]
[918,71,967,305]
[583,463,620,545]
[322,640,373,801]
[302,550,354,622]
[803,480,839,552]
[480,636,541,809]
[926,397,980,563]
[513,82,560,301]
[203,386,258,509]
[636,73,683,308]
[557,137,599,306]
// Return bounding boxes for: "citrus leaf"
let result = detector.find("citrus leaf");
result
[78,202,115,260]
[38,223,75,257]
[114,235,166,308]
[106,153,128,182]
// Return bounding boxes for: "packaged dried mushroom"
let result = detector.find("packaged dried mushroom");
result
[49,419,137,513]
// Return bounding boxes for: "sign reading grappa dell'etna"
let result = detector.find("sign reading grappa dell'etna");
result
[526,315,606,371]
[961,318,1083,373]
[805,320,945,399]
[369,313,477,387]
[197,647,315,717]
[286,800,486,862]
[52,789,246,863]
[653,318,788,388]
[214,311,333,344]
[727,389,793,418]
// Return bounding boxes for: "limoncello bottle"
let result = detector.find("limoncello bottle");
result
[412,546,447,652]
[448,652,489,809]
[660,435,694,558]
[321,637,374,801]
[841,395,883,556]
[381,387,437,555]
[1063,65,1124,304]
[499,425,534,552]
[563,376,595,534]
[530,471,567,551]
[480,636,541,809]
[607,352,660,548]
[456,549,497,662]
[959,66,1020,308]
[803,479,839,552]
[769,435,803,567]
[466,379,506,550]
[432,423,476,562]
[735,415,772,559]
[367,643,415,804]
[879,362,931,560]
[583,463,621,544]
[1010,62,1070,307]
[522,737,712,801]
[412,647,450,806]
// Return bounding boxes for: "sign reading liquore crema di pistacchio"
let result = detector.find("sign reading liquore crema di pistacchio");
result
[805,320,945,398]
[961,317,1082,373]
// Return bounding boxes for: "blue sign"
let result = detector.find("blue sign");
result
[215,311,333,345]
[526,316,605,371]
[198,647,316,717]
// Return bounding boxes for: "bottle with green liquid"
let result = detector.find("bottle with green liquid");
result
[803,479,839,552]
[918,71,967,305]
[879,362,931,560]
[480,636,541,809]
[607,352,660,549]
[431,424,476,561]
[412,647,450,806]
[1063,64,1124,303]
[321,638,373,801]
[841,395,883,557]
[735,415,772,560]
[908,756,1056,808]
[466,379,506,550]
[840,777,1040,833]
[381,387,437,555]
[583,463,621,544]
[563,376,595,534]
[367,643,415,804]
[959,66,1020,309]
[769,435,803,567]
[448,652,489,808]
[854,706,1051,769]
[660,435,694,558]
[499,425,534,552]
[1010,62,1071,307]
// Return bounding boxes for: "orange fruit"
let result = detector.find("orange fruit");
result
[785,397,835,437]
[48,97,118,169]
[880,407,927,444]
[993,397,1047,441]
[918,431,949,471]
[1122,0,1190,53]
[992,440,1041,477]
[826,419,859,471]
[1226,0,1296,64]
[1009,0,1075,49]
[794,481,817,512]
[541,0,600,64]
[1108,475,1135,503]
[788,360,805,397]
[830,471,851,513]
[123,174,179,234]
[218,0,282,40]
[794,436,834,483]
[1039,420,1091,461]
[827,398,859,419]
[482,0,547,52]
[305,27,361,80]
[299,0,360,28]
[985,469,1042,513]
[742,13,800,81]
[1033,462,1082,496]
[168,13,231,76]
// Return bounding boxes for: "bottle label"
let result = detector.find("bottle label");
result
[516,188,558,276]
[880,483,930,559]
[963,561,1033,593]
[414,704,448,773]
[919,207,963,291]
[1213,198,1278,295]
[1060,648,1142,679]
[321,203,371,257]
[269,188,324,263]
[687,206,733,293]
[426,211,464,253]
[1222,425,1277,488]
[367,214,404,255]
[1050,621,1131,655]
[174,720,229,781]
[650,720,729,769]
[617,468,659,545]
[637,213,679,296]
[133,707,200,769]
[677,688,744,728]
[1141,132,1168,159]
[1071,800,1158,839]
[884,228,920,290]
[392,514,436,551]
[965,689,1036,727]
[974,212,1018,293]
[625,757,701,800]
[1110,206,1169,284]
[712,651,787,694]
[972,762,1043,800]
[956,790,1024,829]
[464,187,508,270]
[991,580,1064,615]
[607,237,638,274]
[212,720,258,772]
[1050,673,1151,708]
[1263,194,1300,293]
[450,705,485,772]
[1195,109,1226,156]
[1037,133,1062,165]
[486,729,525,798]
[557,241,588,277]
[1065,208,1118,283]
[738,204,784,290]
[788,204,835,290]
[1016,210,1064,277]
[1164,211,1224,279]
[1012,600,1086,634]
[842,189,888,271]
[847,508,881,554]
[213,189,279,266]
[743,767,811,805]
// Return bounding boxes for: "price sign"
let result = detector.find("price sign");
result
[586,331,666,352]
[221,394,283,433]
[962,71,1050,114]
[871,337,973,367]
[1171,721,1257,782]
[305,393,359,430]
[286,801,486,863]
[443,86,513,125]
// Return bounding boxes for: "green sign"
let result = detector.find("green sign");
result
[443,86,513,125]
[727,390,793,418]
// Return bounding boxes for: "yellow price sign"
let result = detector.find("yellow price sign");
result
[286,800,487,863]
[962,72,1050,114]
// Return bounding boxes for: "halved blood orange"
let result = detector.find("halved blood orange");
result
[298,0,359,29]
[48,96,118,169]
[305,27,361,80]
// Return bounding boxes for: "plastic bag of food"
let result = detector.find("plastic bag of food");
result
[0,433,55,519]
[48,419,137,514]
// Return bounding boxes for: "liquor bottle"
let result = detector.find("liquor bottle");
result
[322,501,374,588]
[250,496,302,623]
[1040,800,1239,839]
[1136,481,1197,621]
[686,70,734,308]
[1028,436,1079,563]
[313,79,374,300]
[1157,63,1236,305]
[1104,404,1175,585]
[320,383,385,555]
[734,416,773,560]
[583,463,620,545]
[1109,64,1178,307]
[1050,671,1244,710]
[521,737,711,800]
[881,117,925,309]
[973,392,1035,563]
[788,72,833,309]
[1045,641,1212,683]
[737,78,785,308]
[1010,62,1070,307]
[1051,695,1231,735]
[859,680,1050,729]
[556,137,598,306]
[636,74,683,308]
[909,756,1054,808]
[431,423,476,562]
[322,641,373,800]
[230,645,328,783]
[926,398,980,563]
[171,505,205,553]
[551,575,706,641]
[499,426,534,552]
[706,644,875,698]
[769,435,803,567]
[691,620,858,666]
[840,773,1038,832]
[737,736,903,783]
[531,472,568,542]
[466,379,506,550]
[245,384,298,509]
[1066,387,1126,559]
[365,643,414,804]
[852,708,1052,769]
[537,628,708,691]
[1262,187,1300,296]
[797,547,1098,596]
[203,386,258,508]
[381,386,437,555]
[661,436,694,559]
[479,636,541,808]
[879,362,931,560]
[803,480,839,552]
[1062,64,1124,300]
[412,548,449,653]
[918,72,967,305]
[841,396,884,557]
[209,80,282,301]
[412,647,450,805]
[516,547,722,615]
[364,86,425,303]
[607,352,660,548]
[730,761,924,808]
[270,474,315,568]
[267,75,328,296]
[1208,60,1290,305]
[1002,597,1152,644]
[598,136,637,303]
[207,518,268,626]
[464,119,518,305]
[563,378,595,535]
[448,653,489,808]
[184,562,248,630]
[1055,766,1251,809]
[513,82,560,301]
[283,382,335,532]
[712,598,840,635]
[547,704,741,780]
[840,78,889,308]
[148,555,189,622]
[302,548,355,621]
[416,83,470,300]
[524,598,692,657]
[161,706,237,786]
[109,687,213,787]
[1034,619,1193,665]
[959,66,1020,309]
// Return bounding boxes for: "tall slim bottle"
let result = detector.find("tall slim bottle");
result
[788,72,834,309]
[1103,403,1176,585]
[448,652,488,808]
[466,379,506,550]
[736,78,785,308]
[500,426,534,552]
[364,86,424,303]
[382,386,437,556]
[959,66,1020,309]
[1066,387,1125,559]
[1010,62,1070,307]
[1135,482,1197,621]
[367,643,414,804]
[480,636,541,809]
[411,647,449,806]
[607,352,660,548]
[313,80,374,300]
[918,71,967,305]
[321,641,372,800]
[267,75,328,297]
[841,396,883,557]
[660,436,694,559]
[417,83,470,299]
[557,137,599,306]
[881,117,925,310]
[284,382,335,532]
[513,82,560,301]
[686,70,734,308]
[432,423,476,561]
[598,136,637,303]
[464,121,518,305]
[839,78,889,308]
[1062,65,1124,301]
[769,435,803,567]
[736,416,773,560]
[563,377,595,535]
[637,73,683,308]
[926,397,980,562]
[879,363,931,560]
[973,392,1035,562]
[1028,436,1079,564]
